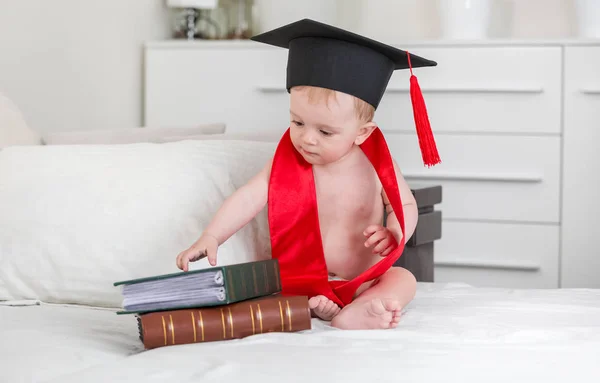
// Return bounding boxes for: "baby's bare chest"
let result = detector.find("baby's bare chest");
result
[313,167,382,221]
[312,165,384,277]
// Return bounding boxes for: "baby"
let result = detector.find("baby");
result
[176,85,418,329]
[175,19,439,330]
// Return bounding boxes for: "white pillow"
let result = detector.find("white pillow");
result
[157,131,282,143]
[0,139,275,308]
[41,124,226,145]
[0,91,42,149]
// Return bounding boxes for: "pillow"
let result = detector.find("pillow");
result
[41,123,226,145]
[0,91,42,149]
[0,139,276,308]
[157,131,283,143]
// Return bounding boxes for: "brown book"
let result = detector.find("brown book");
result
[136,295,311,349]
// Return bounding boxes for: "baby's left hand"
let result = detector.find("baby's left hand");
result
[363,225,398,257]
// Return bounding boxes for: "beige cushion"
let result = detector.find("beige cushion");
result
[41,124,226,145]
[0,92,42,149]
[157,131,283,143]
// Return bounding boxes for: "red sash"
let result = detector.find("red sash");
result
[267,127,406,307]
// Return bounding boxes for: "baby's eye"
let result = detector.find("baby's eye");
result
[319,130,332,136]
[291,120,304,127]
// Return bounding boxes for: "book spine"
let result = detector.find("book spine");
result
[223,259,281,303]
[138,295,310,349]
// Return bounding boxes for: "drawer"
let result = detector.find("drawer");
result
[145,43,561,137]
[433,220,559,288]
[251,46,562,135]
[377,46,562,135]
[144,44,291,133]
[386,133,561,223]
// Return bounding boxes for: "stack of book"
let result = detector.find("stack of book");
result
[113,259,312,349]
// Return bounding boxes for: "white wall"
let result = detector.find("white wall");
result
[0,0,581,134]
[0,0,171,134]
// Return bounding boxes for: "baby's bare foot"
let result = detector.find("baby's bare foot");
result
[331,298,402,330]
[308,295,341,321]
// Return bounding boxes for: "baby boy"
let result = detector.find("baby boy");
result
[175,19,439,330]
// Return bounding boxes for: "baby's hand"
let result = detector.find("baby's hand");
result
[176,233,219,271]
[363,225,397,257]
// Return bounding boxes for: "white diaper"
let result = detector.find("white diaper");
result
[327,273,346,282]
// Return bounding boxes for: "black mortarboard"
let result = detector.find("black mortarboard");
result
[251,18,441,167]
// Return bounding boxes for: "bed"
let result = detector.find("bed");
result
[1,93,599,382]
[2,283,600,382]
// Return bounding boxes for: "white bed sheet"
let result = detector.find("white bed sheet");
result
[2,282,600,383]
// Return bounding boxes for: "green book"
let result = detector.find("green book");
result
[113,259,281,315]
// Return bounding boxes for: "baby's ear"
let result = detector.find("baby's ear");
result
[354,121,377,145]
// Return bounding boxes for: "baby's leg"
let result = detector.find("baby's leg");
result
[331,267,416,330]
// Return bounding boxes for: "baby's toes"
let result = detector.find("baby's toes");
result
[391,310,402,325]
[308,296,322,310]
[317,299,330,313]
[325,301,340,316]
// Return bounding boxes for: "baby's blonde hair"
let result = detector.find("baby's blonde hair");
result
[293,86,375,123]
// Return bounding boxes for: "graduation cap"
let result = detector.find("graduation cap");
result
[251,18,440,167]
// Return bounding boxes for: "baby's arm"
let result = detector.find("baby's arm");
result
[382,158,418,244]
[176,158,272,269]
[203,158,272,245]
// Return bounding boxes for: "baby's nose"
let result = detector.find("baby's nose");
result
[302,131,318,145]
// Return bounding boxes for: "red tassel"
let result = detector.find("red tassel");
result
[407,52,441,167]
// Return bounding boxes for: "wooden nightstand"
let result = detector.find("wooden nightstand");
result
[393,185,442,283]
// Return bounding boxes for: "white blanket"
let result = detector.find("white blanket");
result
[2,282,600,383]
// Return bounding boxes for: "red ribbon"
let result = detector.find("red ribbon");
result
[267,127,406,307]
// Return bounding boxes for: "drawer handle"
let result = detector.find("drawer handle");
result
[385,85,544,94]
[435,258,540,271]
[403,171,543,183]
[257,84,286,92]
[256,84,544,94]
[580,88,600,95]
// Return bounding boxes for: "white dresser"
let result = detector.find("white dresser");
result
[143,39,600,289]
